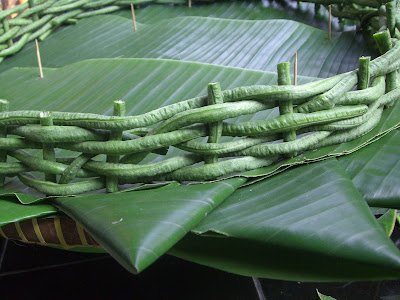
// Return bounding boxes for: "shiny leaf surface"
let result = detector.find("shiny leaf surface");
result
[0,198,56,226]
[171,160,400,281]
[377,209,397,236]
[0,15,370,77]
[340,131,400,208]
[55,179,243,273]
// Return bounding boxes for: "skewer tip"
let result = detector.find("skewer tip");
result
[328,5,332,41]
[294,52,298,86]
[35,39,44,79]
[130,3,137,32]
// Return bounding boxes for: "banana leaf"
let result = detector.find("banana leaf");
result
[0,198,56,226]
[377,209,397,236]
[171,160,400,281]
[340,131,400,208]
[317,290,337,300]
[54,179,244,273]
[114,0,321,25]
[0,15,371,77]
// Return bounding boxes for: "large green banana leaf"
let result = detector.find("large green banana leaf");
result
[377,209,397,236]
[0,15,371,77]
[0,199,56,226]
[339,131,400,208]
[171,160,400,281]
[114,1,319,25]
[0,59,305,113]
[55,179,244,273]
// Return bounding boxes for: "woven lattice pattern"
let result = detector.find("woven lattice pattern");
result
[0,0,399,195]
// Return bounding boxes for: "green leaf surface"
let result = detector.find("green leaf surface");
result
[340,131,400,208]
[171,160,400,281]
[0,58,302,113]
[0,15,371,77]
[0,198,56,226]
[317,290,337,300]
[370,207,390,215]
[377,209,397,236]
[54,178,243,273]
[115,1,333,27]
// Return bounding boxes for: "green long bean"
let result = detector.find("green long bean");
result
[19,174,104,196]
[59,127,207,155]
[222,105,368,137]
[164,157,276,181]
[85,155,201,180]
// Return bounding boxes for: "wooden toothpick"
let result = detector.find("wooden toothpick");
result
[188,0,192,8]
[35,39,43,79]
[294,52,298,86]
[328,5,332,40]
[130,3,137,32]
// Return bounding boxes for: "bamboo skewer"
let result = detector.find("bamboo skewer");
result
[35,39,43,79]
[130,3,137,32]
[328,5,332,40]
[294,52,298,86]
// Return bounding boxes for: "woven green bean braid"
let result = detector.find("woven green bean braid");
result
[0,0,399,196]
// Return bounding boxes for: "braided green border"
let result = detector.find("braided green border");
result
[0,0,399,195]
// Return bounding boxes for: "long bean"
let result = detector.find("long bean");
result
[0,33,30,57]
[10,150,94,178]
[294,72,358,113]
[177,137,276,155]
[222,106,368,137]
[0,162,28,175]
[84,155,201,180]
[0,97,206,129]
[0,27,20,44]
[374,30,398,93]
[76,6,121,18]
[11,125,105,143]
[59,154,96,184]
[336,76,385,105]
[232,131,331,157]
[164,157,276,181]
[59,127,207,155]
[154,101,270,134]
[19,174,104,196]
